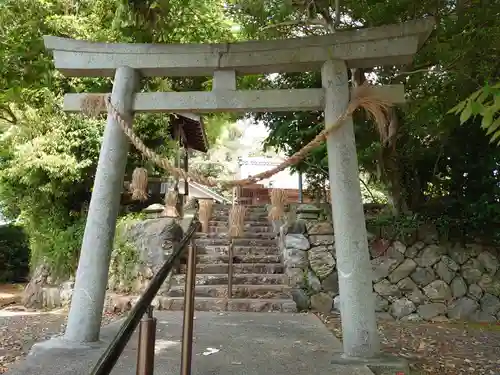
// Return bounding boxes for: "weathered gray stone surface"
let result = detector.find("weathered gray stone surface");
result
[375,295,389,312]
[390,298,415,319]
[468,283,484,300]
[306,270,321,293]
[310,292,333,313]
[411,267,436,287]
[374,280,401,298]
[397,277,418,293]
[7,311,367,375]
[284,248,309,268]
[322,271,339,294]
[461,258,484,284]
[308,246,335,279]
[435,260,455,284]
[415,245,444,267]
[441,255,460,272]
[405,241,425,258]
[371,257,399,283]
[109,217,183,294]
[279,213,500,322]
[309,234,334,246]
[448,245,471,265]
[284,234,310,251]
[284,220,307,235]
[450,276,467,298]
[291,289,310,311]
[477,251,499,275]
[388,259,417,283]
[423,280,452,302]
[448,297,479,319]
[479,293,500,315]
[417,303,446,320]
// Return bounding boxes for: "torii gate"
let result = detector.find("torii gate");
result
[43,18,434,361]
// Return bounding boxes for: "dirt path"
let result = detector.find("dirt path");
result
[319,313,500,375]
[0,284,24,309]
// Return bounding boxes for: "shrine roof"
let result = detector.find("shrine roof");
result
[171,113,208,153]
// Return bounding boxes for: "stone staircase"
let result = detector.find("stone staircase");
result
[163,204,297,312]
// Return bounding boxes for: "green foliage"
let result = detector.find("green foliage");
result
[111,213,145,285]
[26,214,87,280]
[0,0,234,277]
[448,82,500,145]
[232,0,500,238]
[0,224,30,282]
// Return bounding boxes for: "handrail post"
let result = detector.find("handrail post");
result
[180,237,197,375]
[90,219,198,375]
[228,241,234,299]
[136,306,156,375]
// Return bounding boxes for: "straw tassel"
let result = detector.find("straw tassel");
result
[129,167,149,202]
[198,200,214,233]
[229,205,247,238]
[268,189,287,221]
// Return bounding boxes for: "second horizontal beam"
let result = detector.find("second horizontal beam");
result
[64,86,405,114]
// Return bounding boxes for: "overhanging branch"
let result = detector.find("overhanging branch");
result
[0,105,17,125]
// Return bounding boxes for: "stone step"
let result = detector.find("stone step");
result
[213,206,268,212]
[163,297,296,312]
[106,294,296,313]
[207,225,273,233]
[212,211,269,219]
[213,204,267,209]
[167,284,291,299]
[196,245,279,256]
[209,220,271,227]
[195,254,281,264]
[210,218,271,225]
[194,237,278,247]
[195,232,276,239]
[179,263,284,274]
[172,273,286,286]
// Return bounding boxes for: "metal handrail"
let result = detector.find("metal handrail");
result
[91,217,200,375]
[228,240,234,299]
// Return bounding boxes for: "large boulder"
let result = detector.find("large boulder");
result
[109,217,184,294]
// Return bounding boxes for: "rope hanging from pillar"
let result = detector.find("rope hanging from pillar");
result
[80,83,396,191]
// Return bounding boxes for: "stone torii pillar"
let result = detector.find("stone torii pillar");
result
[322,60,379,358]
[65,66,139,343]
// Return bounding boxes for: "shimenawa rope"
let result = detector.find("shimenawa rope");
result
[83,84,393,190]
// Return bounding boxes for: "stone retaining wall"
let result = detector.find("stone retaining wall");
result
[280,205,500,322]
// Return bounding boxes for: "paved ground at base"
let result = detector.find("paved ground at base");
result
[5,311,372,375]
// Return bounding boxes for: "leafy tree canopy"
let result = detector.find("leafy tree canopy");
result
[229,0,500,241]
[0,0,235,275]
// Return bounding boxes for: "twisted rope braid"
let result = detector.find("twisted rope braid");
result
[99,84,393,189]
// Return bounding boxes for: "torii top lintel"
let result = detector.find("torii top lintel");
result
[44,18,434,78]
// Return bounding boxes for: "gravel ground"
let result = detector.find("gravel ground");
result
[318,313,500,375]
[0,307,122,373]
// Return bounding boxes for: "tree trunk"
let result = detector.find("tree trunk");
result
[379,109,409,216]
